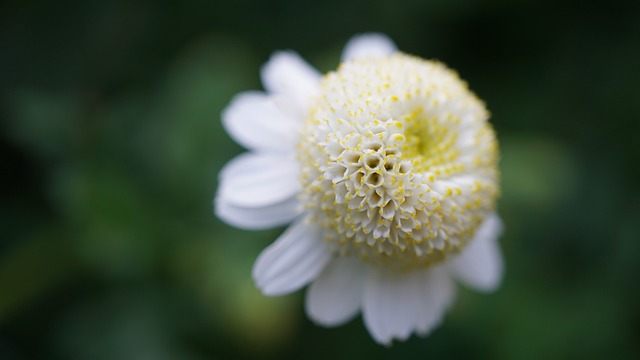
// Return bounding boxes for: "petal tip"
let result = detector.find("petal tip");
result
[260,50,321,104]
[341,33,398,62]
[448,213,505,293]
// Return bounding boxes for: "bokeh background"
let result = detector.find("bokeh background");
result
[2,0,640,359]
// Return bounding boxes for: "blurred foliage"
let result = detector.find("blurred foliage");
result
[1,0,640,359]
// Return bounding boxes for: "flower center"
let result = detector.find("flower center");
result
[298,54,499,270]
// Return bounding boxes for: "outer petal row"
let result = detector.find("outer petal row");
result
[238,196,503,345]
[301,213,504,345]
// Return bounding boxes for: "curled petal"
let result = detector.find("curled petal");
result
[252,217,331,296]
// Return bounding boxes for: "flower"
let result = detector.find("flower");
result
[215,33,504,345]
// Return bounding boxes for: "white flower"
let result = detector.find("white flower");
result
[215,33,504,345]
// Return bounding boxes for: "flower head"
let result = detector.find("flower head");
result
[216,34,503,345]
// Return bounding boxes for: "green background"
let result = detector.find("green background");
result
[2,0,639,359]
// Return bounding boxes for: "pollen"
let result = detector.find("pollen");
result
[298,53,499,270]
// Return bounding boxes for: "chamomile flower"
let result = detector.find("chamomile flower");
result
[215,33,504,345]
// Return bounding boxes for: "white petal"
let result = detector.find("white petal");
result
[341,33,398,62]
[261,51,321,113]
[222,91,299,151]
[217,153,300,207]
[415,268,456,337]
[215,195,300,230]
[362,267,456,345]
[305,257,367,327]
[447,213,504,292]
[252,217,331,296]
